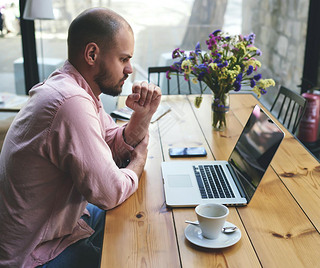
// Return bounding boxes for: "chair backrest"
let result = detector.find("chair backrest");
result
[270,86,307,135]
[148,66,210,95]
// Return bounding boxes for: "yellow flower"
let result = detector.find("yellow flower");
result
[253,79,276,98]
[192,77,198,84]
[227,69,239,79]
[181,60,192,74]
[229,56,237,64]
[194,96,203,108]
[236,43,246,54]
[209,62,218,70]
[255,60,262,68]
[258,78,275,88]
[244,59,261,68]
[233,65,241,73]
[253,86,261,98]
[168,31,273,103]
[247,46,258,52]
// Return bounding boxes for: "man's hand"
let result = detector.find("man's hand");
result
[123,81,162,148]
[125,81,161,117]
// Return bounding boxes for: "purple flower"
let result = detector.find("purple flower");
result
[198,71,206,81]
[261,88,267,95]
[256,49,262,56]
[212,29,221,36]
[254,74,262,81]
[232,47,239,53]
[246,65,254,75]
[171,59,184,73]
[195,42,201,55]
[244,33,256,44]
[236,73,243,82]
[172,48,180,59]
[206,33,220,50]
[217,61,228,68]
[206,40,213,50]
[198,63,207,69]
[166,70,171,80]
[233,80,241,91]
[250,79,256,88]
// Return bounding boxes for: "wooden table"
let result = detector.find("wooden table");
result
[100,94,320,268]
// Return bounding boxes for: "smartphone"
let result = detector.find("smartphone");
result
[169,147,207,157]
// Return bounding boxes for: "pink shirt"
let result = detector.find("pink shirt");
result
[0,61,138,267]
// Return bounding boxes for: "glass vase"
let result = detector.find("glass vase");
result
[211,93,230,131]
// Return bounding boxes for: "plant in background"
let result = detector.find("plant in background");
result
[166,30,275,130]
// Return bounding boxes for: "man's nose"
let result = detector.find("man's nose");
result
[124,62,133,74]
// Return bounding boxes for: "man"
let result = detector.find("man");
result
[0,7,161,268]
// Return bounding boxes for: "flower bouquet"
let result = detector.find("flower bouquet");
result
[166,30,275,130]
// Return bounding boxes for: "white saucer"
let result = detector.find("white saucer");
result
[184,221,241,249]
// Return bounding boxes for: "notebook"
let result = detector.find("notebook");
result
[110,103,171,123]
[161,104,285,207]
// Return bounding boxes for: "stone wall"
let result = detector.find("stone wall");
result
[242,0,309,106]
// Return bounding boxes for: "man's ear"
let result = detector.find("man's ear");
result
[84,42,99,65]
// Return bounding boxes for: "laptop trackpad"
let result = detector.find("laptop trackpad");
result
[167,175,192,188]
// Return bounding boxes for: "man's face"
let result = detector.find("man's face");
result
[94,27,134,96]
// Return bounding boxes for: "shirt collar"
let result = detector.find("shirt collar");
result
[58,60,102,110]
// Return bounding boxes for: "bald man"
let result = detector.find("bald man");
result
[0,8,161,268]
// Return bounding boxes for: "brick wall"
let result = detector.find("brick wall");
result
[242,0,309,106]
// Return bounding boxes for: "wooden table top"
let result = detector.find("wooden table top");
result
[100,93,320,268]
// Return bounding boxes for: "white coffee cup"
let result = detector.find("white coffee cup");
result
[195,203,229,239]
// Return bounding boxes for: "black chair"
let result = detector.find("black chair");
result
[270,86,307,135]
[147,66,208,95]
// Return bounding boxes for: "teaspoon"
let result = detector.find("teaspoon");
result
[185,220,238,233]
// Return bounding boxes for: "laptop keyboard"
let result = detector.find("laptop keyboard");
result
[193,165,235,199]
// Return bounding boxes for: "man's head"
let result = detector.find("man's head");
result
[67,8,134,97]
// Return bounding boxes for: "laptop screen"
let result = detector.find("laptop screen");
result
[228,105,284,202]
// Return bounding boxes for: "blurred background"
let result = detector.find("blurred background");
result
[0,0,315,99]
[0,0,319,159]
[0,0,241,94]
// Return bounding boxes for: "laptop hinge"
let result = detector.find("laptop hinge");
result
[226,163,248,200]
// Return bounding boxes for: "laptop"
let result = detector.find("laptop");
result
[161,105,285,207]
